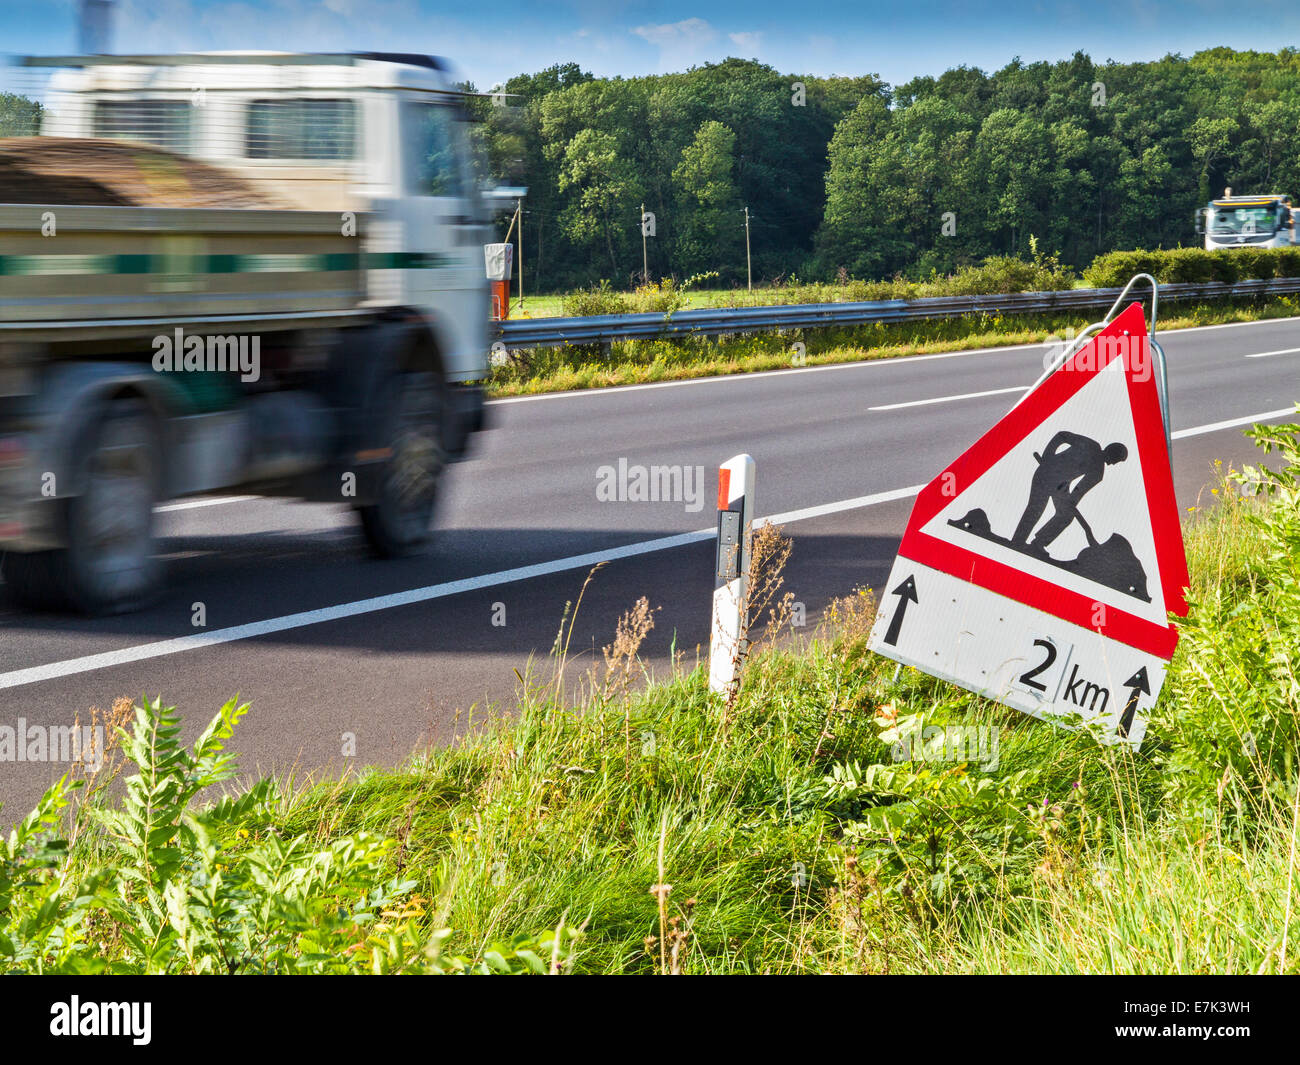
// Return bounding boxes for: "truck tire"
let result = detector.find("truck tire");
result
[357,371,444,557]
[4,400,161,614]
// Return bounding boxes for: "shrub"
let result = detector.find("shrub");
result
[1205,249,1242,283]
[927,254,1074,296]
[1275,247,1300,278]
[630,277,687,314]
[1083,246,1300,287]
[0,697,574,973]
[1161,247,1223,283]
[561,280,631,318]
[1229,248,1277,281]
[1082,250,1167,288]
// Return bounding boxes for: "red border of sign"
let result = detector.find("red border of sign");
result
[898,302,1189,659]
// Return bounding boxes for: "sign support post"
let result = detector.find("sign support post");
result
[709,454,755,696]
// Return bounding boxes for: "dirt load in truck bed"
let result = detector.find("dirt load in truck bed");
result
[0,138,282,207]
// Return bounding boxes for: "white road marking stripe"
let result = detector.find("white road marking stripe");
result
[1244,347,1300,359]
[868,386,1027,411]
[155,496,258,513]
[0,485,926,690]
[490,344,1052,404]
[1171,408,1297,440]
[3,405,1294,691]
[758,485,923,528]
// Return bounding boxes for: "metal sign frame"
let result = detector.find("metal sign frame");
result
[1024,273,1171,460]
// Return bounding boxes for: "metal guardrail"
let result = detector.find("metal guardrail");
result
[496,277,1300,348]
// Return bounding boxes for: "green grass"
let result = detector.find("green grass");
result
[6,424,1299,974]
[491,248,1300,397]
[249,443,1300,974]
[488,294,1300,397]
[509,289,728,318]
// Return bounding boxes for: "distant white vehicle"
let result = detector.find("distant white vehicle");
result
[1197,190,1297,250]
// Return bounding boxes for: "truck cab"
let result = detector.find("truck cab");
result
[1198,193,1297,250]
[34,51,492,379]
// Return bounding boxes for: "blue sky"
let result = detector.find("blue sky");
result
[3,0,1298,92]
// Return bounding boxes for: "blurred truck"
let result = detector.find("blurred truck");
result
[1197,190,1297,249]
[0,52,492,613]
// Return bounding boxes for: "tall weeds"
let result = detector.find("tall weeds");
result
[3,420,1297,974]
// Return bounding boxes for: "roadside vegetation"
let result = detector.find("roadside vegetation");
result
[489,294,1300,397]
[2,420,1297,974]
[487,246,1300,396]
[515,246,1300,319]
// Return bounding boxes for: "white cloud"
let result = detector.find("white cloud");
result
[632,17,717,50]
[728,31,762,54]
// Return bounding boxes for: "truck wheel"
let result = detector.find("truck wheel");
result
[357,372,444,557]
[5,401,161,614]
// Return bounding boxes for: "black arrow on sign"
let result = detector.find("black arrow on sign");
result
[882,575,918,647]
[1117,667,1150,738]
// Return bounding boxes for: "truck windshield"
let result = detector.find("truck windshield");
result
[404,101,465,198]
[1209,205,1280,235]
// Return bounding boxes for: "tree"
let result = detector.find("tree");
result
[555,128,642,275]
[1190,116,1237,203]
[816,95,891,277]
[671,120,741,277]
[469,47,1300,288]
[974,109,1052,256]
[0,92,41,137]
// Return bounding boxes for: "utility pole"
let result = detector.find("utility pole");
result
[744,205,752,291]
[516,199,524,311]
[641,202,648,285]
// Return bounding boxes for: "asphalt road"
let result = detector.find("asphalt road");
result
[2,315,1298,822]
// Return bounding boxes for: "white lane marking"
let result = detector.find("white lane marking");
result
[1244,347,1300,359]
[758,485,922,527]
[155,496,258,513]
[1174,315,1300,334]
[1171,407,1297,440]
[868,386,1027,411]
[3,403,1295,692]
[488,314,1300,406]
[490,344,1053,405]
[0,485,926,691]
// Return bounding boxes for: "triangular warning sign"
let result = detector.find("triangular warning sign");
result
[899,302,1188,658]
[868,302,1189,747]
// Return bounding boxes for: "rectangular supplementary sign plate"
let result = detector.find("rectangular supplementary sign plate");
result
[868,559,1164,747]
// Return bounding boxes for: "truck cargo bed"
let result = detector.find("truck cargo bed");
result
[0,202,373,340]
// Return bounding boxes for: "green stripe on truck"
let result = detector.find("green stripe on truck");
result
[0,252,452,275]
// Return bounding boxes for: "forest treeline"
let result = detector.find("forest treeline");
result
[465,48,1300,291]
[3,48,1297,291]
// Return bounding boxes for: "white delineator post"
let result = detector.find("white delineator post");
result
[709,454,756,695]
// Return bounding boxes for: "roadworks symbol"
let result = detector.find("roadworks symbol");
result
[946,429,1150,602]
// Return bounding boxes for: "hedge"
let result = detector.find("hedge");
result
[1083,246,1300,287]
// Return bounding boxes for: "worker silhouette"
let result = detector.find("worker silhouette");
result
[946,429,1151,602]
[1011,431,1127,552]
